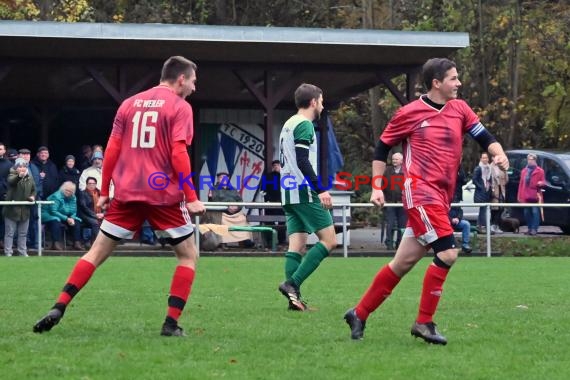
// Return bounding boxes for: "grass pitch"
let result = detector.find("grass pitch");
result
[1,256,569,380]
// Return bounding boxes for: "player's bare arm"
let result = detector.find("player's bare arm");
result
[487,142,509,171]
[370,159,387,207]
[186,199,206,216]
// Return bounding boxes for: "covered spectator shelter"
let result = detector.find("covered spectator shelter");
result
[0,21,468,175]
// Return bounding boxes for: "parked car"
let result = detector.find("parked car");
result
[505,149,570,234]
[460,179,478,222]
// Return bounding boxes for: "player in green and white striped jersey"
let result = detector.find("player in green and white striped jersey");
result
[277,83,337,311]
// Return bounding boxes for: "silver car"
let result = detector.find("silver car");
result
[460,180,478,222]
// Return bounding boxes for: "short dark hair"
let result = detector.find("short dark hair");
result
[422,58,457,90]
[294,83,323,109]
[86,176,98,184]
[160,56,197,83]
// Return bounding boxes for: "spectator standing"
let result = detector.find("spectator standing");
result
[3,158,36,256]
[59,155,81,189]
[490,159,508,233]
[78,145,93,171]
[383,152,407,250]
[19,148,41,250]
[517,153,545,235]
[32,146,59,198]
[0,142,12,249]
[473,152,491,233]
[6,149,18,164]
[78,151,103,191]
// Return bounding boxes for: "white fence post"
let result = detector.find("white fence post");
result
[37,202,43,257]
[486,204,492,257]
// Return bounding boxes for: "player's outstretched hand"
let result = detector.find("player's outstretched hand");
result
[186,199,206,216]
[318,191,333,209]
[370,188,385,207]
[494,154,510,171]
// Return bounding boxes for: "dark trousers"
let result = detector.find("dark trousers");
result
[27,205,38,249]
[384,206,407,248]
[46,220,81,243]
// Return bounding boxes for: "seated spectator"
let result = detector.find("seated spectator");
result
[42,181,83,251]
[77,176,104,249]
[208,172,254,248]
[3,158,36,256]
[58,155,81,190]
[449,206,472,254]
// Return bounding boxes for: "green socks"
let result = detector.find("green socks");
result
[290,242,330,287]
[284,251,303,280]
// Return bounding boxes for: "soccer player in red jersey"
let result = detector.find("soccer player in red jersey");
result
[33,56,206,337]
[344,58,510,344]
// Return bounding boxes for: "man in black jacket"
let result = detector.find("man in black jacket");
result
[32,146,59,199]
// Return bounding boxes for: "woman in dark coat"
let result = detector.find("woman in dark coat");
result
[58,155,81,190]
[473,152,491,232]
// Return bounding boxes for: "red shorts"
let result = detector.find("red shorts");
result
[100,200,193,239]
[403,204,454,246]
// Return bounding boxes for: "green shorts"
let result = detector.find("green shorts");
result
[283,202,333,235]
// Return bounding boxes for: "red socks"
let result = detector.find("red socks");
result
[355,265,401,321]
[416,264,449,324]
[56,259,96,305]
[166,266,195,322]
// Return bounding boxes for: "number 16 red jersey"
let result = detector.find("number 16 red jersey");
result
[108,85,194,205]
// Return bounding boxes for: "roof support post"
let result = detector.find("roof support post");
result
[406,67,421,101]
[32,106,59,146]
[85,64,155,104]
[234,69,300,169]
[377,66,422,105]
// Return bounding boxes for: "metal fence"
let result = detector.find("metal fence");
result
[201,201,570,258]
[1,200,567,258]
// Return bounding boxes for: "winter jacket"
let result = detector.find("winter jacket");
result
[77,189,101,225]
[59,166,81,189]
[473,165,491,203]
[0,156,12,199]
[41,189,82,223]
[2,168,36,221]
[517,165,545,203]
[32,157,59,198]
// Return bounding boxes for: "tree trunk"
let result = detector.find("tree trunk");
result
[507,0,522,149]
[477,0,489,107]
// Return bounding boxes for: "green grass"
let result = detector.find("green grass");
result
[1,256,569,380]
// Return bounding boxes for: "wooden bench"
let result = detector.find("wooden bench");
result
[247,213,352,234]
